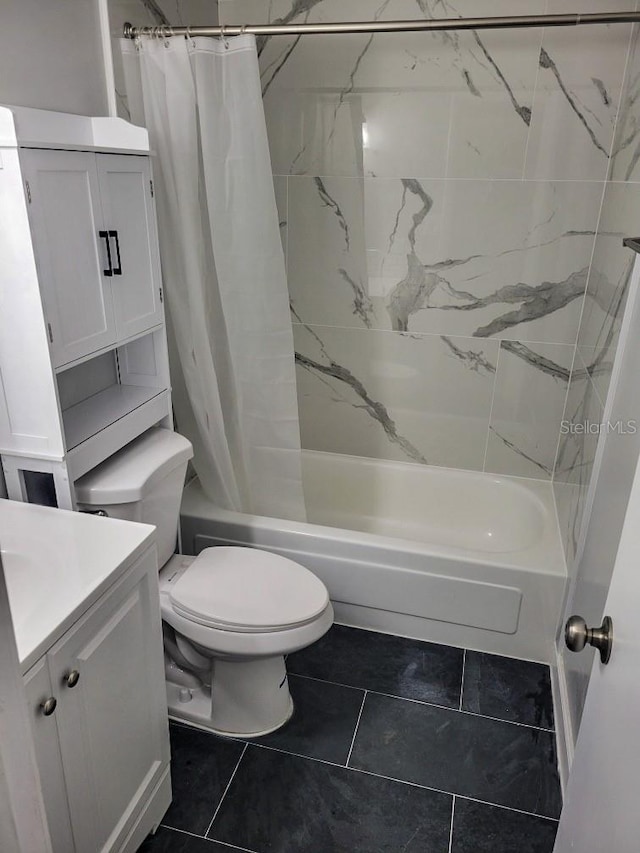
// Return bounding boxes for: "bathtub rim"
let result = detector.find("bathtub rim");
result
[181,474,567,579]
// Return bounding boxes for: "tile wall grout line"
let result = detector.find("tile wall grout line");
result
[447,796,456,853]
[288,317,584,355]
[246,739,560,823]
[459,649,466,711]
[288,672,555,733]
[280,173,619,185]
[345,689,368,767]
[204,742,249,840]
[158,824,259,852]
[455,706,554,733]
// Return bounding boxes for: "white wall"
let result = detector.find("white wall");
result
[0,0,108,114]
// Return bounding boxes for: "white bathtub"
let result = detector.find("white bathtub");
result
[180,451,567,663]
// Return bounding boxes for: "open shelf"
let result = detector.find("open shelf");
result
[63,384,165,451]
[65,388,171,481]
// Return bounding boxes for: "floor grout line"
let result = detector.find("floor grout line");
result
[288,672,555,733]
[244,738,560,822]
[459,649,466,711]
[447,797,456,853]
[158,824,259,852]
[345,689,368,767]
[204,743,249,840]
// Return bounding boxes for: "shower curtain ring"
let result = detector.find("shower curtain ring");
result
[220,24,230,48]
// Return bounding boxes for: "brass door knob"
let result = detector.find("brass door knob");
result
[565,615,613,664]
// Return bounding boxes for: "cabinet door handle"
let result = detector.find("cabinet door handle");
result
[41,697,57,716]
[99,230,113,276]
[109,230,122,276]
[64,670,80,688]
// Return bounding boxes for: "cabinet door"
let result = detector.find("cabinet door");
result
[23,657,76,853]
[48,551,169,853]
[97,155,164,342]
[20,149,117,367]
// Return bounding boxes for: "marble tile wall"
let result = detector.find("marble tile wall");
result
[218,0,640,489]
[553,184,640,566]
[553,18,640,567]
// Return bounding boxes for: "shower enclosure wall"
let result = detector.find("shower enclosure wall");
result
[112,0,640,663]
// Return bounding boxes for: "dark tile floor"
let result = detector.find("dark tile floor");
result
[139,625,561,853]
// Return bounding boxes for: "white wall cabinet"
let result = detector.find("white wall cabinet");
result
[96,154,164,342]
[0,106,173,508]
[23,547,170,853]
[20,149,119,367]
[21,149,164,368]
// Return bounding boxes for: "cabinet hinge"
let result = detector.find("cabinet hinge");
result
[46,322,53,343]
[25,180,32,204]
[149,179,154,198]
[159,286,163,303]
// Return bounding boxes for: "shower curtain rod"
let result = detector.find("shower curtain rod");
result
[123,10,640,39]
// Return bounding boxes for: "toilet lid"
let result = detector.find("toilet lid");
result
[169,547,330,633]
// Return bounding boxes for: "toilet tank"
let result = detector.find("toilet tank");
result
[75,428,194,568]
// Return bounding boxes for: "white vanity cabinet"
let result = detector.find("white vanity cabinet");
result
[0,106,173,509]
[21,149,164,367]
[22,547,170,853]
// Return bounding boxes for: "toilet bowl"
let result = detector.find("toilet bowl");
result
[75,428,333,737]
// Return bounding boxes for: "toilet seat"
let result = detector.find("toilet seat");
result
[169,547,330,633]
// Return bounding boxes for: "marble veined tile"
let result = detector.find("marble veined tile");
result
[287,176,601,343]
[610,23,640,181]
[575,183,640,414]
[221,0,545,178]
[525,0,633,180]
[485,341,573,479]
[434,180,600,343]
[553,350,605,568]
[293,322,498,469]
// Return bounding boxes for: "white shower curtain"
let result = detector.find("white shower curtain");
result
[121,35,306,522]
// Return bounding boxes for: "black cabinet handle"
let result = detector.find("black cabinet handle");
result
[109,230,122,276]
[99,230,113,276]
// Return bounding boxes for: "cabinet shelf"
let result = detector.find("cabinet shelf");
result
[62,385,171,482]
[63,384,165,451]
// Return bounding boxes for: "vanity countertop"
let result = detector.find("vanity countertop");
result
[0,498,156,673]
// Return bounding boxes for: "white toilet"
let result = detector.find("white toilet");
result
[75,428,333,737]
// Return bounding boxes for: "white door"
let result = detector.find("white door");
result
[97,155,164,342]
[554,449,640,850]
[20,149,117,367]
[47,555,169,853]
